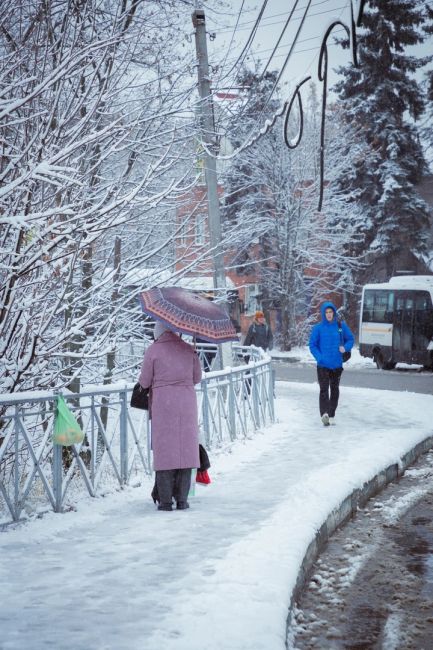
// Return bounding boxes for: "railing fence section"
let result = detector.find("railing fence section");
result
[0,346,274,526]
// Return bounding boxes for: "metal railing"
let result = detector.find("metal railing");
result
[0,345,274,526]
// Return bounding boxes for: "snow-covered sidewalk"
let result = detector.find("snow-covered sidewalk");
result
[1,382,433,650]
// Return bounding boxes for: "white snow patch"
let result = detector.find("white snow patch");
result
[382,611,403,650]
[1,382,432,650]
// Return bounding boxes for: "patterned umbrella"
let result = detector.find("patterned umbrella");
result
[139,286,238,343]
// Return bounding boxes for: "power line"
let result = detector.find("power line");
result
[211,0,247,101]
[211,0,322,138]
[259,0,303,79]
[199,0,316,165]
[213,1,307,146]
[214,3,348,35]
[197,0,366,214]
[238,0,316,145]
[237,28,346,68]
[223,0,270,79]
[213,0,331,33]
[210,0,273,139]
[209,1,350,139]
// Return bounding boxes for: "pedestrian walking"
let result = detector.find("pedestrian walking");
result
[309,301,354,426]
[138,321,202,511]
[244,311,273,351]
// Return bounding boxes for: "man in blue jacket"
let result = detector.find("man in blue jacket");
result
[309,301,354,426]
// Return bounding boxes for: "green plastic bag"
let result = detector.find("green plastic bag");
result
[188,468,197,498]
[53,395,84,446]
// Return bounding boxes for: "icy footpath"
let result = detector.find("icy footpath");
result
[1,382,433,650]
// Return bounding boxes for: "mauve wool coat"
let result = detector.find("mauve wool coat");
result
[138,331,202,471]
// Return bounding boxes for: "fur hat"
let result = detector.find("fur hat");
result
[255,310,264,319]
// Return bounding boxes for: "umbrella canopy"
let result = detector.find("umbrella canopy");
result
[139,286,238,343]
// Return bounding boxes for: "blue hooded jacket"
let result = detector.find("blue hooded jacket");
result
[309,301,354,370]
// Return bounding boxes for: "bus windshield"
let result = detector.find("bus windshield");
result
[362,290,394,324]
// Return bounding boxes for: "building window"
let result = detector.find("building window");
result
[194,213,206,245]
[178,219,188,246]
[244,284,260,314]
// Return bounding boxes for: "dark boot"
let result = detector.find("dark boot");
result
[155,469,175,508]
[158,503,173,511]
[151,481,159,504]
[173,468,192,509]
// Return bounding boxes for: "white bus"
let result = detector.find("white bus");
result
[359,275,433,370]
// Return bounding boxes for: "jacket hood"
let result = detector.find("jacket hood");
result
[320,301,338,322]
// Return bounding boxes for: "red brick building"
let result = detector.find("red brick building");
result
[175,185,274,336]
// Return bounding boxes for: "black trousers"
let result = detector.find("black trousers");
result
[317,366,343,417]
[155,468,192,507]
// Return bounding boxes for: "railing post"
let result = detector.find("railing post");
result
[90,396,97,487]
[52,444,63,512]
[201,380,210,447]
[268,366,275,422]
[252,365,261,428]
[119,388,128,485]
[228,370,236,440]
[13,408,20,521]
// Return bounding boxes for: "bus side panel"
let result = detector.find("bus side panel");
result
[359,323,393,358]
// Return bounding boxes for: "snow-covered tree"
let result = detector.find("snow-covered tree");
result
[421,3,433,167]
[333,0,432,282]
[222,73,361,348]
[222,66,281,270]
[0,0,212,394]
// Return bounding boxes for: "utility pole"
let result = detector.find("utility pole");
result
[192,8,232,369]
[192,8,226,299]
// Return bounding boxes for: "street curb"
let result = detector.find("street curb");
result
[285,433,433,644]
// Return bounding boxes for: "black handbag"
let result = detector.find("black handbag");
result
[130,383,149,410]
[337,319,352,362]
[199,444,211,472]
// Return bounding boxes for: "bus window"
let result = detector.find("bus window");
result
[363,290,394,323]
[396,295,405,311]
[415,293,431,311]
[362,291,374,322]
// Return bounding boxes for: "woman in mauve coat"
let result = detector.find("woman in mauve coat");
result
[139,321,202,511]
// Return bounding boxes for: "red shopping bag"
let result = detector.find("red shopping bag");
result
[196,469,211,484]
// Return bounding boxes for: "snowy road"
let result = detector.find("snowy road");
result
[291,450,433,649]
[1,382,433,650]
[273,361,433,395]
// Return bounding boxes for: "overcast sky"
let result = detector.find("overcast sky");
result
[200,0,433,96]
